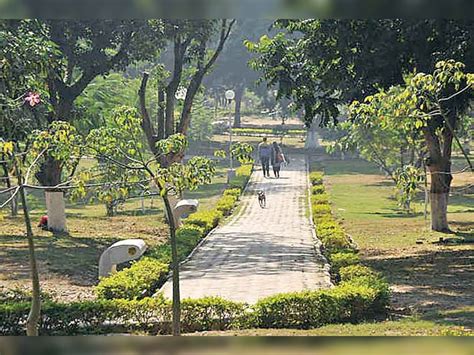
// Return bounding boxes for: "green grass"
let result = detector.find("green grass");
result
[313,155,473,333]
[0,158,235,300]
[189,320,471,336]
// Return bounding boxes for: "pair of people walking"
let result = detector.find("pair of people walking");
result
[257,137,286,178]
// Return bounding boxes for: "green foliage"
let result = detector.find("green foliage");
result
[329,251,360,275]
[254,274,389,329]
[228,163,253,189]
[180,297,251,332]
[147,225,205,264]
[312,193,330,205]
[232,128,305,136]
[230,142,254,164]
[310,172,324,186]
[188,97,214,142]
[339,265,377,282]
[184,209,223,233]
[216,194,238,216]
[223,188,242,198]
[31,121,83,172]
[1,275,389,335]
[394,165,424,212]
[95,258,168,300]
[311,185,326,195]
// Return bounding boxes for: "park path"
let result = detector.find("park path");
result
[160,155,332,304]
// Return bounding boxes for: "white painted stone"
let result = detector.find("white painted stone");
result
[45,191,67,233]
[174,199,199,227]
[98,239,147,278]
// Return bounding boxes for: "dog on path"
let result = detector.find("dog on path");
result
[257,190,266,208]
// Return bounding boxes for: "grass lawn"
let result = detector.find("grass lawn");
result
[317,155,473,333]
[187,316,472,336]
[0,157,231,302]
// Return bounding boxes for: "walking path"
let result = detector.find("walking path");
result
[160,155,332,303]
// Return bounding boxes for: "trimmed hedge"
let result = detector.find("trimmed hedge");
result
[95,258,169,300]
[95,163,254,301]
[216,194,238,216]
[309,166,390,317]
[1,275,389,335]
[184,209,223,234]
[0,296,249,335]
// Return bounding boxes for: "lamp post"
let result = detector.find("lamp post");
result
[225,89,235,183]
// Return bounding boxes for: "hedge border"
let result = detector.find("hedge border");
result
[305,157,332,285]
[94,163,254,300]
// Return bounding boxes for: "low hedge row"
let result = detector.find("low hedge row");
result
[1,275,389,335]
[232,127,305,137]
[0,296,249,335]
[309,166,390,312]
[95,164,253,301]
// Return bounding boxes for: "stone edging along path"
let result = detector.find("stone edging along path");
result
[160,155,332,303]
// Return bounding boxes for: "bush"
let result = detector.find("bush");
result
[95,258,168,300]
[309,172,324,186]
[312,193,330,205]
[254,291,341,329]
[229,164,252,190]
[216,194,238,216]
[148,225,204,264]
[181,297,250,332]
[311,185,326,195]
[312,204,332,218]
[329,251,360,274]
[184,209,223,233]
[223,188,241,198]
[339,265,376,281]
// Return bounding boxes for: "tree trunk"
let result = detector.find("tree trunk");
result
[157,87,166,140]
[1,160,18,216]
[430,191,449,232]
[162,194,180,336]
[428,160,452,232]
[35,157,67,233]
[15,162,41,336]
[233,85,244,128]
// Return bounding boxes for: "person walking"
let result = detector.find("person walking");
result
[258,137,271,177]
[271,141,286,178]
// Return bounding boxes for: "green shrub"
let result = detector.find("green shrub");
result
[148,224,204,264]
[254,290,341,329]
[184,209,223,233]
[343,275,390,314]
[311,185,326,195]
[312,193,330,205]
[181,297,250,332]
[95,258,168,300]
[223,188,241,198]
[309,172,324,186]
[339,265,376,281]
[216,194,238,216]
[329,251,360,274]
[312,204,332,218]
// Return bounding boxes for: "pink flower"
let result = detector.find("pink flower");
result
[25,92,41,107]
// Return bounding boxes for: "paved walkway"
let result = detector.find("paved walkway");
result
[160,155,332,303]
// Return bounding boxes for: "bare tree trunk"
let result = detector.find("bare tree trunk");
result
[233,85,244,128]
[1,159,17,216]
[157,87,166,140]
[162,194,180,336]
[15,163,41,336]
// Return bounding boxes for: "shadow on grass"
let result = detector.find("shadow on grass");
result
[0,233,119,286]
[364,249,473,328]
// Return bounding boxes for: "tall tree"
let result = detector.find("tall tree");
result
[248,19,474,231]
[3,20,164,231]
[139,19,235,166]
